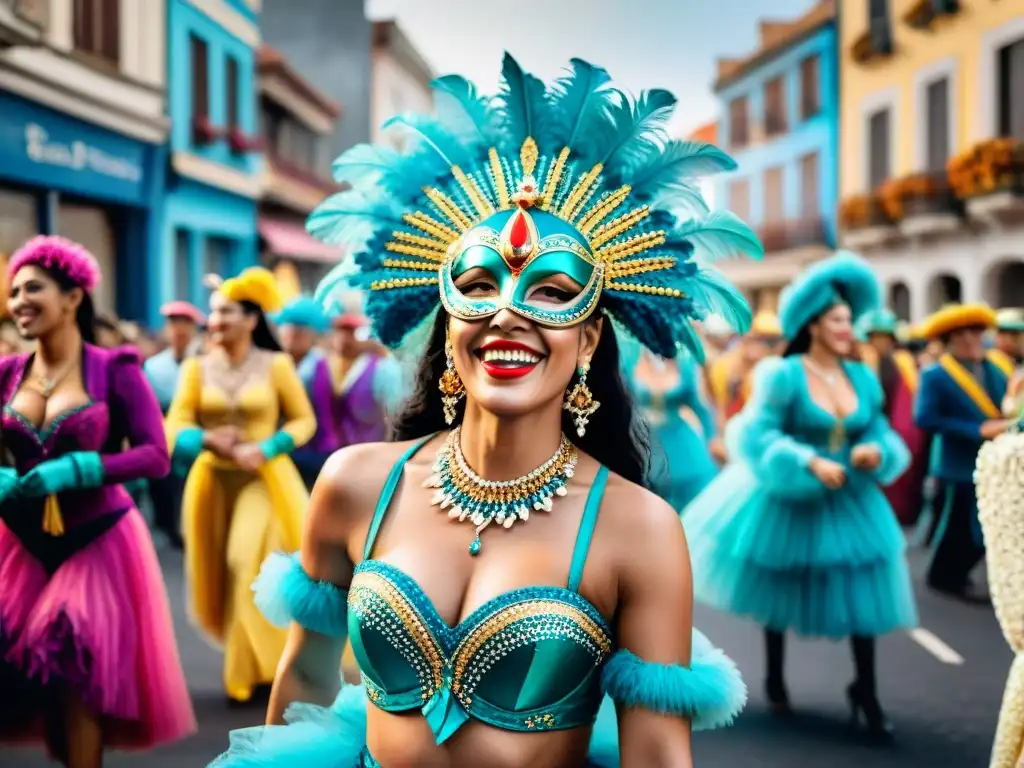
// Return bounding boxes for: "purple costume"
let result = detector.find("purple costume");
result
[0,344,195,751]
[332,354,387,447]
[293,351,341,486]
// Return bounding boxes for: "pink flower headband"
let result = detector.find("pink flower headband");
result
[7,235,101,293]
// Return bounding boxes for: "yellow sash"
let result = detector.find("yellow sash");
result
[892,350,919,394]
[987,349,1016,379]
[42,495,65,536]
[937,353,1002,419]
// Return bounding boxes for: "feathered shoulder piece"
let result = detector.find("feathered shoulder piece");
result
[311,54,762,361]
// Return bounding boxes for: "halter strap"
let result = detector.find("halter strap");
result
[362,434,435,561]
[567,465,608,593]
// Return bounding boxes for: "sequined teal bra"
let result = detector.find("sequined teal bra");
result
[348,437,612,742]
[245,436,748,768]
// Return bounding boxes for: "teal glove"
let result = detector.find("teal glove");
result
[18,452,105,498]
[172,427,205,473]
[259,431,296,461]
[0,467,18,504]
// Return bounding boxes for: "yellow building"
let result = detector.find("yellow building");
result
[838,0,1024,321]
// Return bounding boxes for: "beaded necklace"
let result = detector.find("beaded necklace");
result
[425,427,578,555]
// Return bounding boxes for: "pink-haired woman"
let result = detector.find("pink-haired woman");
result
[0,236,195,767]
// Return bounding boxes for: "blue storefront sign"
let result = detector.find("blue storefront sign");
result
[0,91,151,206]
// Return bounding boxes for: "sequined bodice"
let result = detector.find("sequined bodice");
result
[347,437,614,743]
[2,402,109,468]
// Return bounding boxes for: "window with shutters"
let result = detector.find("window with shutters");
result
[763,167,784,223]
[226,56,240,133]
[764,77,787,136]
[729,178,750,222]
[997,37,1024,140]
[800,56,820,120]
[729,97,749,149]
[800,152,820,218]
[174,230,192,303]
[72,0,120,65]
[925,77,950,173]
[867,107,891,189]
[191,34,209,123]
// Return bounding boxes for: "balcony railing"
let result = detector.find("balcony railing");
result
[758,217,830,253]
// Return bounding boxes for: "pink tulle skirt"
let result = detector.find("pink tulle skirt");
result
[0,508,196,750]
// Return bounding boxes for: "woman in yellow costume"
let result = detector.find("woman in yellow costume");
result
[164,267,316,704]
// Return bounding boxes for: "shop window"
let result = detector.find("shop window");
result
[73,0,120,66]
[57,204,116,315]
[729,97,749,149]
[764,77,787,137]
[205,237,231,302]
[800,56,820,119]
[0,190,39,316]
[997,37,1024,140]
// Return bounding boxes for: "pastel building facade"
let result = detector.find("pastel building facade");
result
[838,0,1024,320]
[712,0,839,314]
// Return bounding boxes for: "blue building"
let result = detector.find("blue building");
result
[711,0,838,313]
[158,0,262,328]
[0,1,170,323]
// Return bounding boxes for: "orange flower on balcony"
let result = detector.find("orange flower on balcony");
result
[839,194,873,229]
[879,173,947,219]
[947,138,1024,199]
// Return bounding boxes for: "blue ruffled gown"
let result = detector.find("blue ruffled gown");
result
[633,357,719,513]
[683,356,918,639]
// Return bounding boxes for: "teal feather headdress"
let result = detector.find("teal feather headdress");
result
[311,54,763,362]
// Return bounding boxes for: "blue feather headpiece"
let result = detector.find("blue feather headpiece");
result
[311,54,763,362]
[272,296,330,334]
[778,252,882,341]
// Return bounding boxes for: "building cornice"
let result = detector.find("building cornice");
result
[0,48,168,143]
[185,0,260,47]
[173,150,262,198]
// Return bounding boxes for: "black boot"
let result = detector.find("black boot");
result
[764,628,792,716]
[848,636,893,742]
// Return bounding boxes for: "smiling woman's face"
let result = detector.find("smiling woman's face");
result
[446,265,602,419]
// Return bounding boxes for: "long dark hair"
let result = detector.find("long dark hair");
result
[389,312,651,487]
[45,267,96,345]
[783,287,852,357]
[240,300,282,351]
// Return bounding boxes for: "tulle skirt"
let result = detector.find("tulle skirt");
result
[648,415,718,513]
[0,508,196,750]
[684,463,918,639]
[212,686,632,767]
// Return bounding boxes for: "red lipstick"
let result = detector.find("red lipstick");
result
[477,339,545,380]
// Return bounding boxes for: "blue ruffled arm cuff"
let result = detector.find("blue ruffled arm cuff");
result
[252,552,349,638]
[600,629,747,731]
[172,427,204,472]
[260,431,297,462]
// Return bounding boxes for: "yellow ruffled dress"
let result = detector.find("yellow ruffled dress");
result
[165,351,315,701]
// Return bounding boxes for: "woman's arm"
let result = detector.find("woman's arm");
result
[609,493,745,767]
[260,353,317,460]
[164,356,206,470]
[102,347,171,483]
[264,446,363,724]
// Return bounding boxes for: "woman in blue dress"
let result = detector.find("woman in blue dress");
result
[209,54,759,767]
[632,349,719,512]
[683,252,917,741]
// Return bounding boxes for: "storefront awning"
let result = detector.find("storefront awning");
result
[259,217,341,264]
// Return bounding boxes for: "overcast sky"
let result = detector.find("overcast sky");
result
[366,0,819,137]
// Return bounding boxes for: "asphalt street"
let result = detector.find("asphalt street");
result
[1,541,1010,768]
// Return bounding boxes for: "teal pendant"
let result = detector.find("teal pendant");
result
[468,537,482,556]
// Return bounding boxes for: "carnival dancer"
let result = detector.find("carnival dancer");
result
[914,304,1014,601]
[143,300,205,548]
[164,267,317,705]
[684,253,916,739]
[211,54,756,767]
[273,296,341,489]
[856,308,929,526]
[633,348,719,512]
[0,236,195,764]
[708,310,781,433]
[327,311,404,446]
